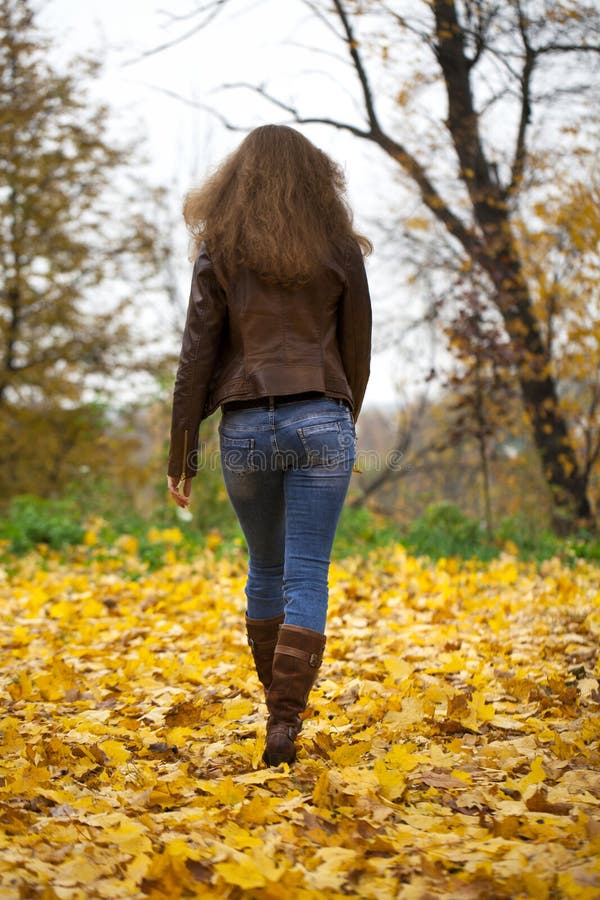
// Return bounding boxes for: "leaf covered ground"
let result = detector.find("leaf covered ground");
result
[0,535,599,899]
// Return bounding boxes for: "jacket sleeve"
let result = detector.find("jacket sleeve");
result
[337,240,372,422]
[167,249,227,479]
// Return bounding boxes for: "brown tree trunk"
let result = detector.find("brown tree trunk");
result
[482,239,592,530]
[431,0,593,532]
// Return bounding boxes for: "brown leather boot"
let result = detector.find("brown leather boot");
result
[263,624,326,766]
[245,613,285,695]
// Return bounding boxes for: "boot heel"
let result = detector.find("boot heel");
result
[262,722,299,766]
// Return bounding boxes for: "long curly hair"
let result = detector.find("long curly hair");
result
[183,124,372,285]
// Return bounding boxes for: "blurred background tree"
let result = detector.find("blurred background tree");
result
[0,0,174,503]
[441,287,517,537]
[518,172,600,514]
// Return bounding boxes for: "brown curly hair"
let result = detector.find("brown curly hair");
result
[183,124,372,285]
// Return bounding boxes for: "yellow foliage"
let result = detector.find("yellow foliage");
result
[115,534,139,555]
[0,542,598,896]
[147,527,184,545]
[83,529,98,547]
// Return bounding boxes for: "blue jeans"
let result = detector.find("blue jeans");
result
[218,396,356,634]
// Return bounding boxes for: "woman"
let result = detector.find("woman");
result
[167,124,372,766]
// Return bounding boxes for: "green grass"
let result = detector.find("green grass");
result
[0,492,598,569]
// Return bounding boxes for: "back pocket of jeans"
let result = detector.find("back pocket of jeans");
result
[220,435,258,474]
[297,421,352,467]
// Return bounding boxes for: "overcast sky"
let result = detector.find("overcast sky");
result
[37,0,414,410]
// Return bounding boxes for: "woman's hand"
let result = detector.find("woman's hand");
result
[167,475,192,509]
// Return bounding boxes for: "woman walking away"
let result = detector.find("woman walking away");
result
[166,124,372,766]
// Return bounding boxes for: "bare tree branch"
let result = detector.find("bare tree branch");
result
[130,82,249,131]
[285,40,350,69]
[509,0,536,195]
[331,0,381,133]
[300,0,344,42]
[538,42,600,54]
[463,0,498,69]
[122,0,231,67]
[349,390,434,507]
[380,3,435,51]
[371,132,485,259]
[220,81,372,138]
[157,1,228,25]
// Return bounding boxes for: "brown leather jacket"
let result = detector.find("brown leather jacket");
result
[167,238,372,480]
